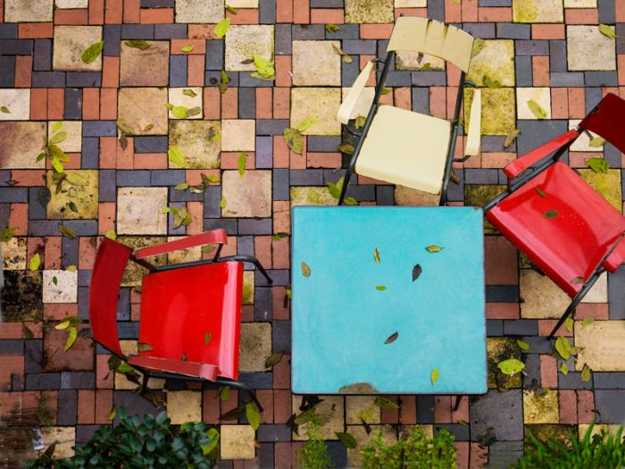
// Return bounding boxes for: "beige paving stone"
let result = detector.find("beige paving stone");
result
[346,424,397,468]
[2,237,27,270]
[41,427,75,458]
[242,271,254,305]
[512,0,563,23]
[168,88,203,120]
[0,89,30,121]
[239,322,272,372]
[118,87,168,135]
[292,395,345,440]
[523,389,559,424]
[42,270,78,304]
[579,169,622,212]
[221,119,255,151]
[567,26,616,71]
[5,0,53,22]
[292,41,342,86]
[0,122,46,169]
[467,40,515,87]
[346,396,381,425]
[464,88,516,136]
[166,390,202,424]
[225,25,274,72]
[167,237,202,264]
[53,26,103,71]
[564,0,596,5]
[516,88,551,120]
[117,187,168,235]
[221,425,256,459]
[395,186,440,206]
[115,340,141,390]
[228,0,258,6]
[291,88,341,136]
[345,0,394,23]
[46,170,99,220]
[221,170,272,217]
[579,424,624,440]
[290,187,337,207]
[47,121,82,152]
[395,0,426,6]
[396,52,445,71]
[576,321,625,371]
[176,0,224,23]
[520,269,569,319]
[582,272,607,303]
[56,0,88,7]
[169,120,221,168]
[569,120,603,152]
[120,41,169,86]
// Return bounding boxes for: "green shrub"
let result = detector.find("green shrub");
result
[298,418,333,469]
[516,423,625,469]
[26,408,219,469]
[360,426,456,469]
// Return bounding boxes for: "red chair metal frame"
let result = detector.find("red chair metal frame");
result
[89,229,272,410]
[484,93,625,338]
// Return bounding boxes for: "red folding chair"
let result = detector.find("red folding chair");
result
[485,93,625,338]
[89,229,272,409]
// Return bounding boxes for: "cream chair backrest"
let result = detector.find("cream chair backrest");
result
[386,16,474,73]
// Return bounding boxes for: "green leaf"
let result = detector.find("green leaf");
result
[180,45,193,53]
[599,24,617,39]
[65,264,77,272]
[337,143,354,155]
[373,248,381,264]
[535,187,546,198]
[137,342,153,352]
[81,41,104,64]
[325,23,341,33]
[375,285,386,291]
[431,368,440,384]
[168,146,187,167]
[245,401,261,431]
[204,331,212,345]
[264,352,284,368]
[64,326,78,351]
[516,340,530,351]
[201,428,220,455]
[237,152,247,176]
[588,136,605,147]
[295,116,317,133]
[175,182,189,191]
[581,364,592,382]
[301,261,311,277]
[219,70,230,94]
[29,253,41,271]
[187,106,202,117]
[555,336,572,360]
[343,196,358,206]
[284,127,304,155]
[218,386,230,401]
[225,4,237,14]
[336,432,357,449]
[504,128,520,149]
[587,157,608,174]
[426,244,443,253]
[182,88,197,97]
[59,224,77,239]
[326,176,344,199]
[0,106,9,114]
[251,55,275,80]
[373,396,399,410]
[559,362,569,375]
[170,105,189,119]
[582,318,594,327]
[108,407,116,421]
[354,115,366,129]
[497,358,525,376]
[49,131,67,145]
[104,229,117,240]
[380,87,392,96]
[384,331,398,344]
[527,100,547,120]
[220,197,227,209]
[55,319,71,330]
[125,40,151,50]
[51,156,64,174]
[214,18,231,38]
[483,75,501,88]
[0,226,15,242]
[544,209,558,219]
[564,317,574,332]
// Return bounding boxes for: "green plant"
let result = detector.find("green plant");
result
[360,426,456,469]
[26,408,219,469]
[516,423,625,468]
[298,417,333,469]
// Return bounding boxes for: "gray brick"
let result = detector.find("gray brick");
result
[259,0,276,23]
[594,372,625,389]
[617,24,625,54]
[462,23,496,38]
[465,169,499,184]
[411,71,446,86]
[256,119,289,135]
[496,23,530,39]
[549,72,584,87]
[598,0,615,23]
[237,236,254,257]
[117,287,130,320]
[99,170,117,202]
[103,25,121,56]
[341,58,359,86]
[273,169,289,200]
[154,24,187,39]
[290,169,324,185]
[311,0,343,6]
[549,40,567,73]
[83,121,116,137]
[254,286,272,321]
[325,24,359,40]
[0,340,23,355]
[117,170,151,186]
[470,390,523,441]
[121,24,154,39]
[416,396,434,423]
[275,24,292,55]
[292,25,324,40]
[585,87,604,113]
[24,340,43,373]
[29,188,49,220]
[436,424,470,442]
[258,424,291,442]
[170,55,187,87]
[239,372,273,389]
[34,39,52,71]
[64,88,82,120]
[522,353,540,388]
[515,55,532,87]
[585,71,618,87]
[342,39,377,55]
[61,372,95,389]
[0,188,27,203]
[114,391,160,417]
[596,390,625,423]
[238,219,272,235]
[81,137,99,169]
[609,266,625,319]
[411,87,429,114]
[488,442,523,469]
[205,70,239,87]
[0,39,32,55]
[76,425,101,445]
[67,72,101,88]
[134,136,168,153]
[487,285,519,303]
[62,237,79,267]
[0,56,14,87]
[57,390,77,425]
[239,72,273,87]
[308,136,341,152]
[428,0,445,21]
[480,0,511,5]
[517,120,567,155]
[272,320,291,352]
[118,321,139,339]
[203,185,221,218]
[516,40,549,55]
[25,373,61,390]
[256,136,273,168]
[487,319,504,336]
[558,372,593,390]
[32,71,65,88]
[205,40,224,70]
[482,136,508,152]
[204,218,237,234]
[151,169,185,186]
[0,24,17,39]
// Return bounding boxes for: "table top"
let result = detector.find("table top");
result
[291,206,487,395]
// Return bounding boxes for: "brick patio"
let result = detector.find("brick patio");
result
[1,0,625,467]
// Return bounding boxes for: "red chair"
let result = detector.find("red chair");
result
[485,93,625,338]
[89,229,272,408]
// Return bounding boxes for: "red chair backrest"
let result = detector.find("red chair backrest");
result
[89,238,132,356]
[579,93,625,155]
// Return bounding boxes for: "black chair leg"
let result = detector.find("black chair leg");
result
[217,378,264,412]
[338,167,353,206]
[452,395,463,412]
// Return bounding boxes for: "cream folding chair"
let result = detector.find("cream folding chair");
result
[337,16,482,205]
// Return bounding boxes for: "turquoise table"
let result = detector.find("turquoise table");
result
[291,206,487,395]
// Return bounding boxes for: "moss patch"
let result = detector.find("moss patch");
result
[467,40,515,87]
[290,187,337,207]
[169,120,221,169]
[345,0,394,23]
[464,88,516,136]
[487,338,523,390]
[1,271,43,322]
[46,170,99,220]
[579,169,622,212]
[523,389,559,424]
[512,0,538,22]
[524,424,577,448]
[242,271,254,305]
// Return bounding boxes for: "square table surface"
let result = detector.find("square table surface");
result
[291,206,486,395]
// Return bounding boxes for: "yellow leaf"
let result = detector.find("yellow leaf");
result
[431,368,440,384]
[527,100,547,119]
[599,24,617,40]
[29,253,41,271]
[214,18,231,38]
[64,326,78,351]
[55,319,71,330]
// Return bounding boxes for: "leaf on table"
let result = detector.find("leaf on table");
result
[325,23,341,33]
[245,401,261,431]
[516,340,530,351]
[559,362,569,375]
[544,209,558,219]
[237,152,247,176]
[384,331,398,344]
[599,24,617,39]
[168,146,188,167]
[300,261,311,278]
[412,264,422,281]
[181,45,193,53]
[425,245,443,253]
[504,128,521,149]
[581,364,592,382]
[59,224,77,239]
[336,432,357,449]
[137,343,153,352]
[265,352,284,368]
[0,106,9,113]
[587,157,608,174]
[81,41,103,64]
[527,100,547,120]
[554,336,572,360]
[431,368,440,384]
[64,326,78,351]
[564,317,574,332]
[29,253,41,271]
[497,358,525,376]
[251,55,275,80]
[182,88,197,97]
[375,285,386,291]
[214,18,231,38]
[588,136,605,148]
[373,247,381,264]
[125,40,151,50]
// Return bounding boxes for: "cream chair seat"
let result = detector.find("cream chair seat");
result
[355,105,451,195]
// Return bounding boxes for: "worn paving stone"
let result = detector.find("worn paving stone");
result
[42,270,77,304]
[290,187,337,207]
[167,87,203,120]
[225,25,274,72]
[512,0,563,22]
[579,169,622,212]
[47,121,82,153]
[345,0,394,23]
[467,40,516,87]
[120,41,170,87]
[176,0,224,23]
[471,390,523,441]
[47,170,99,220]
[118,88,169,136]
[0,122,46,169]
[117,187,168,235]
[516,88,551,120]
[55,0,88,7]
[464,88,516,136]
[221,170,272,217]
[239,322,272,372]
[169,120,221,168]
[166,390,202,424]
[567,26,616,71]
[2,237,27,270]
[221,425,256,459]
[523,389,559,424]
[345,396,380,424]
[221,120,256,152]
[292,395,345,440]
[53,26,103,72]
[520,269,569,319]
[291,88,341,136]
[5,0,53,22]
[576,321,625,371]
[292,41,342,86]
[0,89,30,121]
[41,427,76,458]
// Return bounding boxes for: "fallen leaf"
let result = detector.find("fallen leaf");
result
[559,363,569,375]
[104,229,117,240]
[527,100,547,120]
[49,131,67,145]
[168,146,187,167]
[64,326,78,351]
[301,261,311,277]
[181,45,194,53]
[204,332,212,345]
[0,106,9,113]
[431,368,440,384]
[572,276,585,284]
[237,152,247,176]
[497,358,525,376]
[284,127,304,154]
[59,224,77,239]
[337,143,354,155]
[137,343,153,352]
[214,18,231,38]
[0,226,15,242]
[265,352,284,368]
[516,340,530,351]
[384,332,398,344]
[554,336,572,360]
[225,4,237,14]
[504,128,521,149]
[599,23,617,39]
[325,24,341,33]
[331,44,352,63]
[564,317,574,332]
[251,55,275,80]
[375,285,386,291]
[336,432,357,449]
[218,70,230,94]
[125,40,151,50]
[81,41,104,64]
[295,116,316,133]
[108,407,116,421]
[245,401,261,431]
[344,196,358,206]
[425,245,443,253]
[582,318,594,327]
[354,115,366,129]
[373,397,399,410]
[170,105,189,119]
[182,88,197,97]
[588,136,605,147]
[373,248,381,264]
[587,157,608,174]
[581,364,592,382]
[412,264,422,281]
[535,187,546,198]
[29,253,41,271]
[175,182,190,191]
[66,265,77,272]
[218,386,230,401]
[544,209,558,219]
[55,319,71,330]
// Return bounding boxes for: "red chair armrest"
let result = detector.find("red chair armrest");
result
[134,229,227,259]
[603,237,625,272]
[128,355,219,381]
[504,130,580,179]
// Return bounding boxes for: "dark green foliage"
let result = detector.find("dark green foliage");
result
[360,426,456,469]
[298,416,333,469]
[516,424,625,469]
[26,408,219,469]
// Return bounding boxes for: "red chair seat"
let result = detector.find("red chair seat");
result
[128,355,218,381]
[487,162,625,297]
[137,261,243,381]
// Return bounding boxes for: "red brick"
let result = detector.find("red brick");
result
[273,389,291,423]
[171,39,206,55]
[272,237,289,269]
[44,237,62,269]
[272,355,290,389]
[95,390,113,423]
[79,237,97,270]
[273,87,290,119]
[220,389,239,421]
[568,88,585,118]
[187,201,203,234]
[551,88,568,119]
[310,8,344,24]
[532,55,549,87]
[133,153,167,169]
[577,390,595,423]
[452,395,469,423]
[276,0,293,22]
[0,356,23,390]
[619,56,625,86]
[30,88,47,120]
[96,355,114,389]
[77,390,95,424]
[565,8,598,24]
[203,87,221,119]
[275,55,291,87]
[307,152,341,169]
[256,88,272,119]
[47,88,64,120]
[100,88,117,119]
[532,24,565,40]
[221,151,255,170]
[486,303,519,319]
[538,320,572,337]
[82,88,100,120]
[470,443,489,468]
[540,355,558,388]
[456,442,469,469]
[55,9,89,24]
[202,390,220,423]
[399,395,416,424]
[105,0,123,23]
[18,23,53,38]
[559,389,577,424]
[462,0,478,22]
[228,8,259,24]
[11,170,46,186]
[576,303,609,320]
[360,24,393,39]
[380,396,399,423]
[188,24,217,39]
[293,0,309,23]
[98,202,116,234]
[485,236,518,284]
[89,0,105,24]
[14,56,31,87]
[140,7,173,23]
[478,7,511,21]
[445,0,462,23]
[275,442,293,469]
[9,204,27,236]
[221,88,238,119]
[123,0,140,22]
[187,55,205,86]
[102,56,119,88]
[44,304,78,321]
[434,396,452,423]
[272,287,290,321]
[430,87,446,119]
[394,87,411,111]
[116,136,134,169]
[618,0,625,22]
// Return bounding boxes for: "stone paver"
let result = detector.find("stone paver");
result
[291,88,342,136]
[512,0,564,23]
[292,41,342,86]
[5,0,53,22]
[0,89,30,121]
[220,425,255,459]
[567,26,616,71]
[118,88,169,135]
[225,25,274,72]
[175,0,224,23]
[166,390,202,424]
[221,170,271,217]
[120,41,170,87]
[53,26,103,71]
[117,187,168,234]
[576,321,625,371]
[0,122,46,168]
[239,322,272,372]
